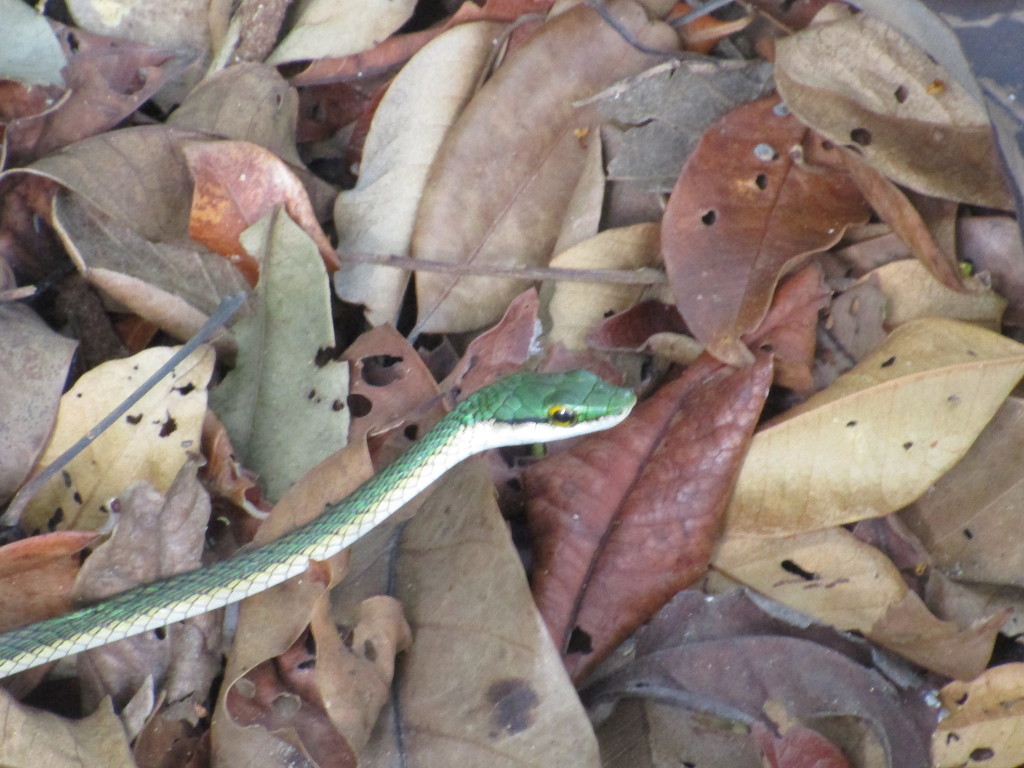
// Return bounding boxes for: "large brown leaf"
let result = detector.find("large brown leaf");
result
[526,353,772,681]
[662,96,869,365]
[411,0,679,335]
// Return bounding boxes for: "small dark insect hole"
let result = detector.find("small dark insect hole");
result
[850,127,872,146]
[846,420,857,428]
[894,85,909,103]
[314,345,343,367]
[755,173,768,190]
[700,210,717,226]
[347,393,372,418]
[175,382,196,396]
[404,424,420,441]
[126,413,143,425]
[361,354,404,386]
[73,492,83,505]
[780,559,817,581]
[969,747,995,762]
[159,416,178,438]
[307,389,317,400]
[155,626,167,640]
[566,627,593,655]
[331,399,345,412]
[759,343,773,352]
[297,658,317,670]
[48,508,64,532]
[964,529,974,539]
[880,356,896,368]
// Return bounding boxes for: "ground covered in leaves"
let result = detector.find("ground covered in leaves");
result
[2,0,1024,767]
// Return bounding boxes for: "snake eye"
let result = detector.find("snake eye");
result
[546,405,579,427]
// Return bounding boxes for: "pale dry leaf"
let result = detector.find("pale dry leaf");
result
[333,21,505,326]
[934,664,1024,768]
[551,135,605,255]
[724,318,1024,535]
[546,223,660,350]
[0,692,135,767]
[867,259,1005,329]
[22,345,215,533]
[268,0,416,65]
[775,10,1012,209]
[210,208,348,502]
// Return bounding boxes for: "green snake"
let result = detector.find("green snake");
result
[0,370,635,677]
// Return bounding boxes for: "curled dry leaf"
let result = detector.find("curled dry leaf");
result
[527,353,772,681]
[21,345,214,533]
[333,21,505,326]
[724,318,1024,536]
[662,96,869,366]
[775,9,1013,210]
[183,139,338,284]
[866,259,1005,330]
[412,0,679,335]
[714,527,1001,679]
[934,664,1024,768]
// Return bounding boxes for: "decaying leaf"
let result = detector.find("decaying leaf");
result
[724,318,1024,536]
[934,664,1024,768]
[527,353,772,681]
[775,8,1012,209]
[411,0,679,335]
[210,208,348,502]
[22,345,214,533]
[662,96,869,365]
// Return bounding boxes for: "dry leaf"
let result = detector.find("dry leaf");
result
[724,318,1024,535]
[934,664,1024,768]
[22,345,214,533]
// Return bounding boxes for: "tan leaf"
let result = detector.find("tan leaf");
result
[412,0,679,334]
[934,664,1024,768]
[333,21,505,326]
[22,345,214,533]
[775,9,1012,209]
[724,318,1024,536]
[268,0,416,65]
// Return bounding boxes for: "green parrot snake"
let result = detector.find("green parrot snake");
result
[0,370,635,677]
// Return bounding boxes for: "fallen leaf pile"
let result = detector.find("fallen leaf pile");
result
[2,0,1024,766]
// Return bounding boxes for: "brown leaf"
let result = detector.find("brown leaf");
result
[411,0,679,334]
[934,664,1024,767]
[526,353,772,681]
[2,24,187,165]
[662,96,869,365]
[183,140,339,284]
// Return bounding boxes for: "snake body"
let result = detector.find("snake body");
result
[0,370,635,677]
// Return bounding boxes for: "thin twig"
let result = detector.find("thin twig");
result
[340,251,667,285]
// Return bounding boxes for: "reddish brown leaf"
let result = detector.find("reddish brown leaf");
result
[183,140,339,284]
[752,722,853,768]
[526,353,772,681]
[836,147,965,291]
[662,96,869,365]
[2,24,186,166]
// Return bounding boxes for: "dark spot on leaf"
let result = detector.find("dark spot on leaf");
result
[48,508,64,531]
[159,415,178,437]
[903,441,913,450]
[850,127,872,145]
[348,393,372,418]
[314,345,343,367]
[486,679,539,736]
[964,529,973,539]
[297,657,316,670]
[881,356,896,368]
[363,639,377,662]
[566,626,592,654]
[948,394,960,404]
[820,139,835,151]
[155,626,166,640]
[759,343,773,352]
[331,399,344,411]
[700,210,716,226]
[404,424,419,441]
[946,732,961,744]
[62,470,72,488]
[846,420,857,428]
[73,491,83,505]
[966,349,977,357]
[361,354,404,386]
[76,392,82,398]
[780,559,817,580]
[894,85,909,103]
[956,693,969,706]
[308,389,317,400]
[969,747,995,761]
[175,382,195,396]
[126,413,143,425]
[755,173,767,190]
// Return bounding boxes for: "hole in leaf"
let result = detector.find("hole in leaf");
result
[701,210,717,226]
[361,354,404,386]
[780,559,817,580]
[963,529,974,539]
[846,420,857,428]
[894,85,909,103]
[880,356,896,368]
[755,173,767,190]
[566,626,593,654]
[902,441,913,450]
[404,423,419,441]
[850,127,872,145]
[347,393,372,418]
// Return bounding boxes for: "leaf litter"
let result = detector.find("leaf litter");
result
[2,1,1024,767]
